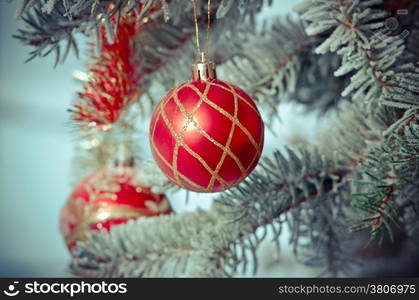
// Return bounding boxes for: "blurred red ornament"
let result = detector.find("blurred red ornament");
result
[149,59,264,193]
[59,167,172,249]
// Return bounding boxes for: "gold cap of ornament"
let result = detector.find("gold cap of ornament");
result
[192,52,216,81]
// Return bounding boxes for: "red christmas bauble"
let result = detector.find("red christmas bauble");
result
[149,78,264,193]
[59,167,172,249]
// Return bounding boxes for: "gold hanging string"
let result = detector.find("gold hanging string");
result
[192,0,211,61]
[192,0,201,58]
[205,0,211,56]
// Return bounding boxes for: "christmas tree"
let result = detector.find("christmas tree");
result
[11,0,419,277]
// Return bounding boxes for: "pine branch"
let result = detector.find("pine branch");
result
[70,145,356,277]
[13,1,158,64]
[219,17,314,116]
[200,147,354,276]
[69,99,417,277]
[12,0,419,278]
[351,109,419,242]
[316,98,392,167]
[216,148,351,227]
[286,193,360,276]
[295,0,419,109]
[12,0,270,64]
[13,4,82,66]
[135,1,269,107]
[67,0,270,128]
[71,210,219,277]
[70,97,403,277]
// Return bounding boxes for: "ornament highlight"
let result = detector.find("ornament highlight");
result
[149,57,264,193]
[60,167,172,249]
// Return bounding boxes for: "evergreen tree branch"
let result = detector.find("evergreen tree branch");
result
[351,109,419,242]
[71,210,218,277]
[12,0,270,64]
[207,147,355,276]
[295,0,419,109]
[71,145,357,277]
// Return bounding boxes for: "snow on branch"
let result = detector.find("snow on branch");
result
[13,0,270,64]
[71,210,218,277]
[295,0,419,109]
[213,147,355,276]
[71,144,358,277]
[351,109,419,243]
[219,17,316,117]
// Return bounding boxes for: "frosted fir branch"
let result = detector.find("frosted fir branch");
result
[286,193,360,276]
[41,0,60,14]
[304,100,400,272]
[216,148,351,227]
[69,101,416,277]
[70,99,397,278]
[71,210,219,277]
[295,0,419,109]
[71,145,356,277]
[13,4,82,66]
[314,90,418,244]
[13,0,151,63]
[217,17,355,117]
[316,98,390,165]
[209,147,354,276]
[350,154,400,243]
[12,0,269,64]
[350,109,419,243]
[219,17,317,117]
[135,2,269,109]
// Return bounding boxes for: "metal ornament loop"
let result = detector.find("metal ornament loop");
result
[192,52,216,81]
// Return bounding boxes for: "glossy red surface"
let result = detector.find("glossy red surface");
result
[150,79,264,193]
